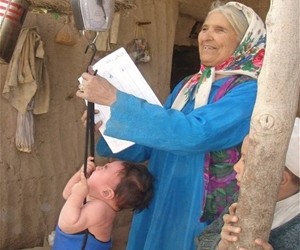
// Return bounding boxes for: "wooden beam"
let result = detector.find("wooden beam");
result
[228,0,300,249]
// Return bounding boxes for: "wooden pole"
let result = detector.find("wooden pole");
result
[228,0,300,249]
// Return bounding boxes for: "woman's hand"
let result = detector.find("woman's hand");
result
[217,203,241,250]
[76,71,117,106]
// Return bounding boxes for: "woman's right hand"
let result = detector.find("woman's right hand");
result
[76,72,117,106]
[81,109,102,132]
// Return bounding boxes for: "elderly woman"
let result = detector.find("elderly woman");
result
[77,1,266,250]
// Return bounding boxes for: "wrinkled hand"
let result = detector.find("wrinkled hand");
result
[76,69,117,106]
[218,203,241,250]
[81,109,102,132]
[71,172,89,198]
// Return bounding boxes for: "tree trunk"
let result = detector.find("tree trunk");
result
[228,0,300,249]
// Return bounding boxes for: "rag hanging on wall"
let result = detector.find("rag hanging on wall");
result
[2,27,50,153]
[94,11,121,53]
[70,1,115,249]
[126,21,151,63]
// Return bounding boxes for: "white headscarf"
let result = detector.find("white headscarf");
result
[272,117,300,229]
[285,117,300,177]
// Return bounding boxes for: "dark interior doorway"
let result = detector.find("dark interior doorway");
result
[170,45,200,92]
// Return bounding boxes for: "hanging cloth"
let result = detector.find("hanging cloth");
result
[2,26,50,114]
[126,22,151,63]
[2,26,50,152]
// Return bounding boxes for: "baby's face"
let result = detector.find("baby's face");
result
[88,161,124,190]
[233,136,249,186]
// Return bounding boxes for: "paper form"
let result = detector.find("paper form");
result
[79,47,162,153]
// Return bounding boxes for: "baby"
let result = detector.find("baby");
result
[52,157,154,250]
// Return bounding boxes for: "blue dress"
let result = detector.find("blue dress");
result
[96,77,257,250]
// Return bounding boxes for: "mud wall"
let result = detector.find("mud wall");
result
[0,0,178,249]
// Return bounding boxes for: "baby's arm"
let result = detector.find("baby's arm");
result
[62,157,95,199]
[58,172,89,232]
[218,203,273,250]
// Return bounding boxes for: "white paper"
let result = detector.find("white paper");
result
[79,47,162,153]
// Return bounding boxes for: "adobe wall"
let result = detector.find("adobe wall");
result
[0,0,177,249]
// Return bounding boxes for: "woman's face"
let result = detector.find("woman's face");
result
[198,11,240,67]
[233,136,249,186]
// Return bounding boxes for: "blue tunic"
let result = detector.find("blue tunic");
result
[96,77,257,250]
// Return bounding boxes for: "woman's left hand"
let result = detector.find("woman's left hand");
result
[76,71,117,106]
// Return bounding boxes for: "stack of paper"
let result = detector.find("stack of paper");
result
[80,47,162,153]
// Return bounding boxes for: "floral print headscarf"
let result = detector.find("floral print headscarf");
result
[172,1,266,110]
